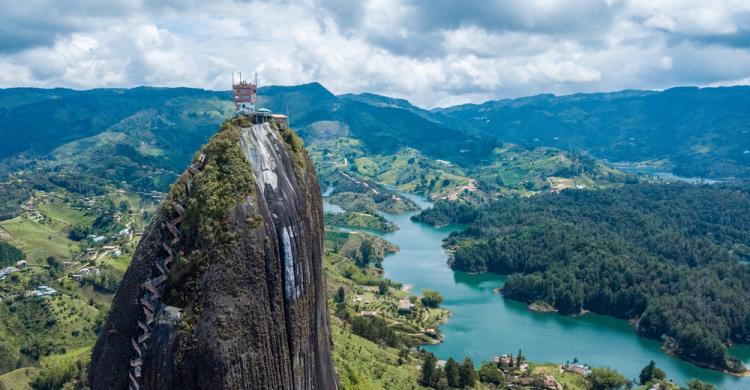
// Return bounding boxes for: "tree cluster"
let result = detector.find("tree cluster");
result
[420,353,477,389]
[0,242,24,267]
[350,316,401,348]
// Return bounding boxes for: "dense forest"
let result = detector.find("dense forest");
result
[415,183,750,372]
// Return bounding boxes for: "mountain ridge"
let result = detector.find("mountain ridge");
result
[1,83,749,179]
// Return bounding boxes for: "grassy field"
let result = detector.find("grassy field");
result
[532,363,588,390]
[0,217,79,262]
[0,191,96,263]
[331,321,429,390]
[352,149,474,199]
[0,367,37,390]
[0,226,14,241]
[36,198,92,228]
[99,253,131,274]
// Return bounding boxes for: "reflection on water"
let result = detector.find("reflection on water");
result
[615,165,723,184]
[322,200,344,214]
[451,271,504,292]
[322,187,344,214]
[362,192,750,389]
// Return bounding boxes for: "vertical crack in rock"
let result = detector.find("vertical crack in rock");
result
[282,226,300,301]
[89,119,335,389]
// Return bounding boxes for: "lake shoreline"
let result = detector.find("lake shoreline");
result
[341,191,750,389]
[479,267,750,376]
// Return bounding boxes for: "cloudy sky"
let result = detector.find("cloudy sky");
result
[1,0,749,107]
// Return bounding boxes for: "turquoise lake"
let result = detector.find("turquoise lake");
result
[323,194,750,389]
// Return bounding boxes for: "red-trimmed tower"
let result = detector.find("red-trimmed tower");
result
[232,72,257,114]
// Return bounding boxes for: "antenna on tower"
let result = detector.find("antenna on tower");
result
[255,72,258,87]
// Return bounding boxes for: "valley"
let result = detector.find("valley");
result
[0,85,748,389]
[374,191,750,389]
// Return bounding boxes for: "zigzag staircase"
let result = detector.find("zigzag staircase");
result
[128,153,207,390]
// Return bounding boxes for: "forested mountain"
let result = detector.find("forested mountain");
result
[0,83,495,183]
[3,84,749,188]
[435,86,750,179]
[3,84,620,220]
[415,183,750,372]
[0,87,231,161]
[258,83,497,165]
[0,84,502,220]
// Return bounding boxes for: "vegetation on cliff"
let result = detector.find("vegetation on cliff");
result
[166,119,255,310]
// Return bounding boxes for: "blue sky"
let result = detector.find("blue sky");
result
[1,0,749,107]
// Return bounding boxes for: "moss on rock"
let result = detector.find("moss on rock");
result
[167,119,255,307]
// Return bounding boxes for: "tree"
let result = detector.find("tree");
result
[421,289,444,308]
[0,242,24,267]
[445,358,460,388]
[687,379,717,390]
[335,287,345,303]
[46,256,62,278]
[67,224,89,241]
[590,367,628,390]
[639,360,665,384]
[639,361,654,384]
[378,281,389,295]
[516,348,524,367]
[459,357,476,388]
[358,240,374,267]
[478,362,504,385]
[421,353,439,387]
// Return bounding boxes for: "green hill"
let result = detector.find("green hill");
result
[435,86,750,179]
[260,83,497,166]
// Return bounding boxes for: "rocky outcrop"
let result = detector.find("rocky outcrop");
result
[89,118,335,389]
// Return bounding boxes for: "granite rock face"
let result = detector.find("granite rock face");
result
[89,118,335,389]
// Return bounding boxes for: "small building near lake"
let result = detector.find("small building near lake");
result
[398,299,415,312]
[563,363,591,377]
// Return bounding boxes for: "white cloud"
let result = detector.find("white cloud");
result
[629,0,748,35]
[0,0,748,107]
[660,56,673,69]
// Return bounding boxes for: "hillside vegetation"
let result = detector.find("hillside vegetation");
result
[436,86,750,179]
[1,84,748,387]
[325,212,398,233]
